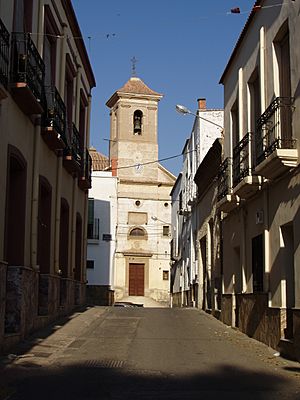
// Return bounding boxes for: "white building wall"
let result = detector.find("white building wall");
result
[87,171,117,287]
[171,104,223,306]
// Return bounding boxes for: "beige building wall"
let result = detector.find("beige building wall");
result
[219,0,300,355]
[0,0,95,351]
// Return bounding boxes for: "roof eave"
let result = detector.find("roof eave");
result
[219,0,263,84]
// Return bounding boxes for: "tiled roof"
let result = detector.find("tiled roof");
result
[117,77,162,96]
[89,147,110,171]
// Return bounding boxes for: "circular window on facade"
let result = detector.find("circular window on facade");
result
[135,200,141,207]
[164,202,169,207]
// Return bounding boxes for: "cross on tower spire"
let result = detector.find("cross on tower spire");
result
[131,56,138,77]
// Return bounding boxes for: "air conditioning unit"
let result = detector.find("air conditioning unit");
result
[256,210,264,224]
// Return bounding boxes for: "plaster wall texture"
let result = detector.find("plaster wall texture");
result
[0,0,95,350]
[87,171,118,287]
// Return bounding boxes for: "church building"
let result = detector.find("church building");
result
[106,76,176,304]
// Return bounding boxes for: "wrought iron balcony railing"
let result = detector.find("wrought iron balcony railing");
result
[233,132,253,187]
[79,149,92,190]
[217,157,232,202]
[64,123,83,163]
[85,150,92,186]
[42,86,67,144]
[0,18,9,88]
[11,32,45,103]
[71,123,82,162]
[255,97,296,166]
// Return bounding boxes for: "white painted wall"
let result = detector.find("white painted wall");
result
[87,171,118,287]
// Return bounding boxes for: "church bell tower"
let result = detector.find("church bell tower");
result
[106,76,163,181]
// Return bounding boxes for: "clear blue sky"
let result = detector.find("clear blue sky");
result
[72,0,255,176]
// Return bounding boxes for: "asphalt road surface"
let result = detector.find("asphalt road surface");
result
[1,306,300,399]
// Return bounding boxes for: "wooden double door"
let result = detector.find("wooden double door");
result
[129,263,145,296]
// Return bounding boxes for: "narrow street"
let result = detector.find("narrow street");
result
[1,307,300,400]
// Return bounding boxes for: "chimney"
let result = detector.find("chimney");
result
[111,158,118,176]
[197,98,206,110]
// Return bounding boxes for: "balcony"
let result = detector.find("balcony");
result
[0,17,9,99]
[63,123,83,174]
[10,33,45,115]
[187,175,197,206]
[232,132,262,199]
[216,158,239,213]
[78,149,92,191]
[42,86,67,151]
[254,97,297,180]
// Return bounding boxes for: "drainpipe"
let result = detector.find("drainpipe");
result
[31,119,41,270]
[54,151,63,274]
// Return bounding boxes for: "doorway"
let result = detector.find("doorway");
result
[129,263,144,296]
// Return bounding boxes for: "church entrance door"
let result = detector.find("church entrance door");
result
[129,263,145,296]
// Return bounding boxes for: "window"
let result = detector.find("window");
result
[163,270,169,280]
[86,260,94,269]
[163,225,170,236]
[44,6,59,87]
[231,99,239,149]
[14,0,33,32]
[133,110,143,135]
[129,227,147,240]
[79,90,88,155]
[88,199,99,240]
[248,69,260,132]
[65,55,76,135]
[129,228,145,237]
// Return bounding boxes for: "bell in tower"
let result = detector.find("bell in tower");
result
[133,110,142,135]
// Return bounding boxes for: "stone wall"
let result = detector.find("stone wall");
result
[235,294,281,349]
[60,278,75,311]
[86,285,114,306]
[1,269,87,354]
[75,281,86,305]
[221,294,233,326]
[38,274,60,316]
[4,266,39,336]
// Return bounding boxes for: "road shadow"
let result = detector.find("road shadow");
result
[1,361,299,400]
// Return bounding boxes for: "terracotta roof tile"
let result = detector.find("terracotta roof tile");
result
[89,147,110,171]
[117,77,162,96]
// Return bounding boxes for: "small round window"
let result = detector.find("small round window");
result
[164,202,169,207]
[135,200,141,207]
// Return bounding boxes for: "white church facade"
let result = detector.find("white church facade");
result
[106,76,176,304]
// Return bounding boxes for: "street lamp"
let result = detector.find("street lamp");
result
[176,104,223,130]
[151,216,170,224]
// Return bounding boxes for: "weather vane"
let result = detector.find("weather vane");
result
[131,56,138,76]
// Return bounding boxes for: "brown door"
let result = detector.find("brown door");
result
[129,264,144,296]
